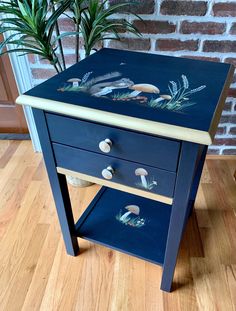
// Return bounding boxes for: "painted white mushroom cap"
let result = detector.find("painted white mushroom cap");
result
[135,168,148,176]
[67,78,81,83]
[125,205,140,215]
[129,84,160,94]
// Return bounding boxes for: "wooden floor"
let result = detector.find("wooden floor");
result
[0,140,236,311]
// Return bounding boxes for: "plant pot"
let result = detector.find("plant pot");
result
[66,175,94,188]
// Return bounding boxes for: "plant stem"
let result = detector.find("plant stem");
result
[53,62,60,73]
[52,50,63,72]
[57,58,63,72]
[51,51,62,73]
[85,49,90,58]
[76,22,80,62]
[51,0,66,70]
[55,22,66,70]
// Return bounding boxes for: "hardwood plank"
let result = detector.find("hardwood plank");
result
[0,165,41,240]
[190,258,215,311]
[198,229,234,311]
[0,140,10,157]
[0,181,46,309]
[39,239,84,311]
[0,140,21,168]
[0,140,236,310]
[22,223,61,311]
[145,263,164,311]
[194,185,212,228]
[224,265,236,309]
[4,224,49,311]
[105,254,131,311]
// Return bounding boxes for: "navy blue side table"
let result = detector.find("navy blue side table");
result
[17,48,234,292]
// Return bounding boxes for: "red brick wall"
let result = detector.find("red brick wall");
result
[28,0,236,155]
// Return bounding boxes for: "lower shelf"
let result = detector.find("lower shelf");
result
[75,187,172,265]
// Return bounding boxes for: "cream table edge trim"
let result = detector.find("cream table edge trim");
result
[16,94,212,145]
[57,167,173,205]
[208,64,235,141]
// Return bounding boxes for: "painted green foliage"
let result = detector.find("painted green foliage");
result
[58,70,206,112]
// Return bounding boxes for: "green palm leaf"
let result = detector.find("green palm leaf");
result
[79,0,142,57]
[0,0,71,72]
[0,0,143,72]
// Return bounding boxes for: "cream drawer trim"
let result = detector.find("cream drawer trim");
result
[17,94,211,145]
[57,167,173,205]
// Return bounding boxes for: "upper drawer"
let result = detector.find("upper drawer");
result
[46,113,180,171]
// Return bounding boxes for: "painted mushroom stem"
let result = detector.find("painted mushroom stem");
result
[120,205,140,222]
[135,168,148,188]
[152,94,172,104]
[119,211,132,222]
[152,97,165,104]
[128,90,141,97]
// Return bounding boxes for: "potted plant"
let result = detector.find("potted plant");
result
[0,0,141,187]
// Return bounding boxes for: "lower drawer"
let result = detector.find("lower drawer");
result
[53,143,176,198]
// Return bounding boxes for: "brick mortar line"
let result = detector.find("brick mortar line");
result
[215,137,236,140]
[155,0,160,15]
[226,21,233,33]
[218,147,236,149]
[111,13,236,23]
[198,40,204,52]
[219,146,236,150]
[219,110,236,116]
[57,30,236,40]
[226,97,236,101]
[220,122,236,126]
[211,0,236,2]
[150,38,156,51]
[127,50,233,59]
[56,28,234,37]
[118,33,236,40]
[206,0,214,16]
[176,20,181,33]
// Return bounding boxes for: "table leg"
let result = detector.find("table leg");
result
[187,145,208,218]
[161,142,199,292]
[32,108,79,256]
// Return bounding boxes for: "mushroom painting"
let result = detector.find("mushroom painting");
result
[116,205,146,228]
[58,71,206,113]
[128,84,160,98]
[119,205,140,223]
[135,168,158,190]
[67,78,81,88]
[135,168,148,188]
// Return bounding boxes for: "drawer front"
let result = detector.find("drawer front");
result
[46,113,180,172]
[53,143,176,198]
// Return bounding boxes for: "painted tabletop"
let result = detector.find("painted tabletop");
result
[17,48,234,144]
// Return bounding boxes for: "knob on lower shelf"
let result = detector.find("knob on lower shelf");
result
[99,139,112,153]
[102,166,114,180]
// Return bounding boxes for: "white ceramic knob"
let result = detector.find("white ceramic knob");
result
[102,166,114,180]
[99,139,112,153]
